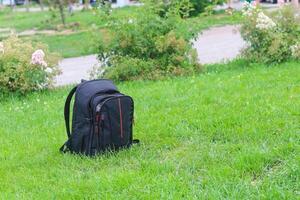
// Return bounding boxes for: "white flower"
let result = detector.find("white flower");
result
[242,9,252,17]
[36,82,47,90]
[242,1,257,17]
[45,67,53,74]
[243,1,254,9]
[256,12,276,30]
[291,43,300,59]
[31,49,47,67]
[128,19,134,24]
[0,42,4,54]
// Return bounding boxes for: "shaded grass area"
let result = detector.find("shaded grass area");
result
[0,61,299,198]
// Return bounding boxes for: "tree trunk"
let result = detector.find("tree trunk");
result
[292,0,299,8]
[57,0,66,26]
[39,0,45,11]
[68,0,74,14]
[10,0,13,10]
[25,0,30,12]
[227,0,232,8]
[84,0,89,10]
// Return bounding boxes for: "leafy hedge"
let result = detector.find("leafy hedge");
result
[240,4,300,64]
[91,8,201,81]
[0,36,60,93]
[142,0,226,18]
[189,0,226,16]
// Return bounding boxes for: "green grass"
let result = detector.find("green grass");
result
[0,61,299,199]
[0,6,141,32]
[0,8,242,58]
[0,9,51,31]
[0,9,98,31]
[27,31,97,58]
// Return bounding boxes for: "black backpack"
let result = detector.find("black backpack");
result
[60,79,139,156]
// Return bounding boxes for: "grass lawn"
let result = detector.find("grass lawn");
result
[0,61,299,199]
[0,8,242,58]
[0,7,142,32]
[27,31,97,58]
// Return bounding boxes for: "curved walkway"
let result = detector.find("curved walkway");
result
[193,25,246,64]
[55,55,98,86]
[56,25,246,86]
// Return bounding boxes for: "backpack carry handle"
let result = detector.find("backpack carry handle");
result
[64,86,77,138]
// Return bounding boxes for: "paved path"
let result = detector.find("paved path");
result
[9,2,142,12]
[56,25,246,86]
[193,25,246,64]
[55,55,99,86]
[215,2,280,11]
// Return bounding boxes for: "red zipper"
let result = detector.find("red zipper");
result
[95,113,100,135]
[118,98,124,138]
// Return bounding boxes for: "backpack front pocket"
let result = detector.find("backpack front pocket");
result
[108,97,133,148]
[98,96,133,149]
[99,110,112,150]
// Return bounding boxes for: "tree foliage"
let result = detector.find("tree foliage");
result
[142,0,226,18]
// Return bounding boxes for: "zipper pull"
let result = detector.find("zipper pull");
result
[95,113,100,123]
[95,113,100,134]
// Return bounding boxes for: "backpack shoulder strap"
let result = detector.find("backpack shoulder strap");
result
[64,86,77,138]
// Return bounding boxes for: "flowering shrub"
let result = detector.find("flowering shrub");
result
[240,3,300,64]
[291,43,300,59]
[0,42,4,54]
[91,12,201,81]
[31,49,48,67]
[255,12,276,30]
[0,36,60,93]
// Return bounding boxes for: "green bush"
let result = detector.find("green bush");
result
[189,0,226,16]
[143,0,226,18]
[0,36,60,93]
[240,4,300,64]
[91,12,201,81]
